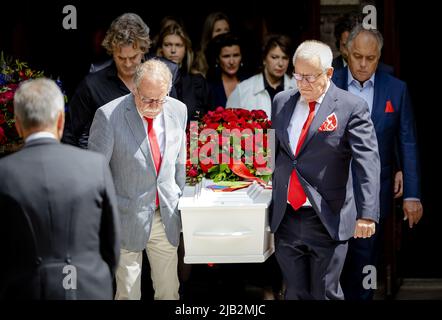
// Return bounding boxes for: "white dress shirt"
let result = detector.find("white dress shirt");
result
[25,131,57,143]
[286,81,331,207]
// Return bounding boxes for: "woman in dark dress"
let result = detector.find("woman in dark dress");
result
[206,32,248,108]
[157,23,211,123]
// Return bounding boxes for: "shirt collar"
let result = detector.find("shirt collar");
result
[136,105,165,124]
[263,73,284,91]
[25,131,57,143]
[347,68,375,88]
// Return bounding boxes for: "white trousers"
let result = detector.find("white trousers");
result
[115,209,179,300]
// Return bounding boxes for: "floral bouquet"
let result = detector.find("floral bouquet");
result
[0,52,67,150]
[186,107,273,186]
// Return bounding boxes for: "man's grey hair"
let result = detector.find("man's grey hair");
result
[13,78,64,130]
[134,59,172,95]
[292,40,333,71]
[346,24,384,55]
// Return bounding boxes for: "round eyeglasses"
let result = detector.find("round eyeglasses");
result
[137,89,167,105]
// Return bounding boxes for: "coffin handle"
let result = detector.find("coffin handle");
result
[193,230,252,238]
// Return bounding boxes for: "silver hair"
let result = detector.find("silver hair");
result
[346,24,384,55]
[13,78,64,130]
[292,40,333,71]
[133,59,172,94]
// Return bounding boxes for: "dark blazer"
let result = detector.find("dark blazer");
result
[332,67,421,218]
[0,138,120,299]
[270,82,380,241]
[176,70,212,123]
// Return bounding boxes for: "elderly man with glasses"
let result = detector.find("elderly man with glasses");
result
[270,40,380,300]
[89,59,187,300]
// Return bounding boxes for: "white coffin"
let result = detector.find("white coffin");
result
[178,179,274,264]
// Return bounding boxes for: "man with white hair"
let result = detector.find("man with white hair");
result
[270,40,380,299]
[0,78,120,299]
[89,59,187,300]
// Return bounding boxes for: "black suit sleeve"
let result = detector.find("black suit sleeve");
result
[192,74,211,119]
[65,78,95,148]
[99,156,120,276]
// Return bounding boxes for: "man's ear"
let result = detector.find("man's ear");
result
[327,67,334,79]
[56,111,65,140]
[14,115,24,138]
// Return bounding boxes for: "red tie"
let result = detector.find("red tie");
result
[287,101,316,211]
[145,117,162,207]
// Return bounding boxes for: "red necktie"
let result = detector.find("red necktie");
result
[287,101,316,211]
[145,117,162,207]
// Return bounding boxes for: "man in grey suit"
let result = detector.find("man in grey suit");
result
[270,40,380,299]
[0,78,120,299]
[89,59,187,300]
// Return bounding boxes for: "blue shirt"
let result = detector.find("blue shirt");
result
[347,69,375,113]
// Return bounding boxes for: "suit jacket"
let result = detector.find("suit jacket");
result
[332,67,421,217]
[0,139,120,299]
[270,82,380,241]
[88,94,187,250]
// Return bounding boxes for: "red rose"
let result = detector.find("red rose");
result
[0,90,14,102]
[0,126,6,144]
[253,153,268,169]
[241,136,254,152]
[7,83,18,90]
[225,122,240,131]
[200,159,214,173]
[0,94,7,104]
[188,167,199,177]
[251,109,267,120]
[234,109,251,119]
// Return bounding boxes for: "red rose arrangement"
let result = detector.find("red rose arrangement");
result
[186,107,273,186]
[0,52,67,150]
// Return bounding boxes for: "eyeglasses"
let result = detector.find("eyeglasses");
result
[293,71,325,83]
[137,89,167,105]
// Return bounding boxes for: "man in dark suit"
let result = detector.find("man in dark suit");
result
[332,15,394,75]
[333,24,423,300]
[331,15,353,71]
[0,78,120,299]
[271,40,380,300]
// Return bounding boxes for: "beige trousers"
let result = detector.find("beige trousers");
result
[115,209,179,300]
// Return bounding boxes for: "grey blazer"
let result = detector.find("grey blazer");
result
[89,94,187,250]
[270,82,381,241]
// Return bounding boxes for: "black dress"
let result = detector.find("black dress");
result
[175,69,212,123]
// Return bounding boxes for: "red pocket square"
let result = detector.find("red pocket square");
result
[385,100,395,113]
[318,113,338,132]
